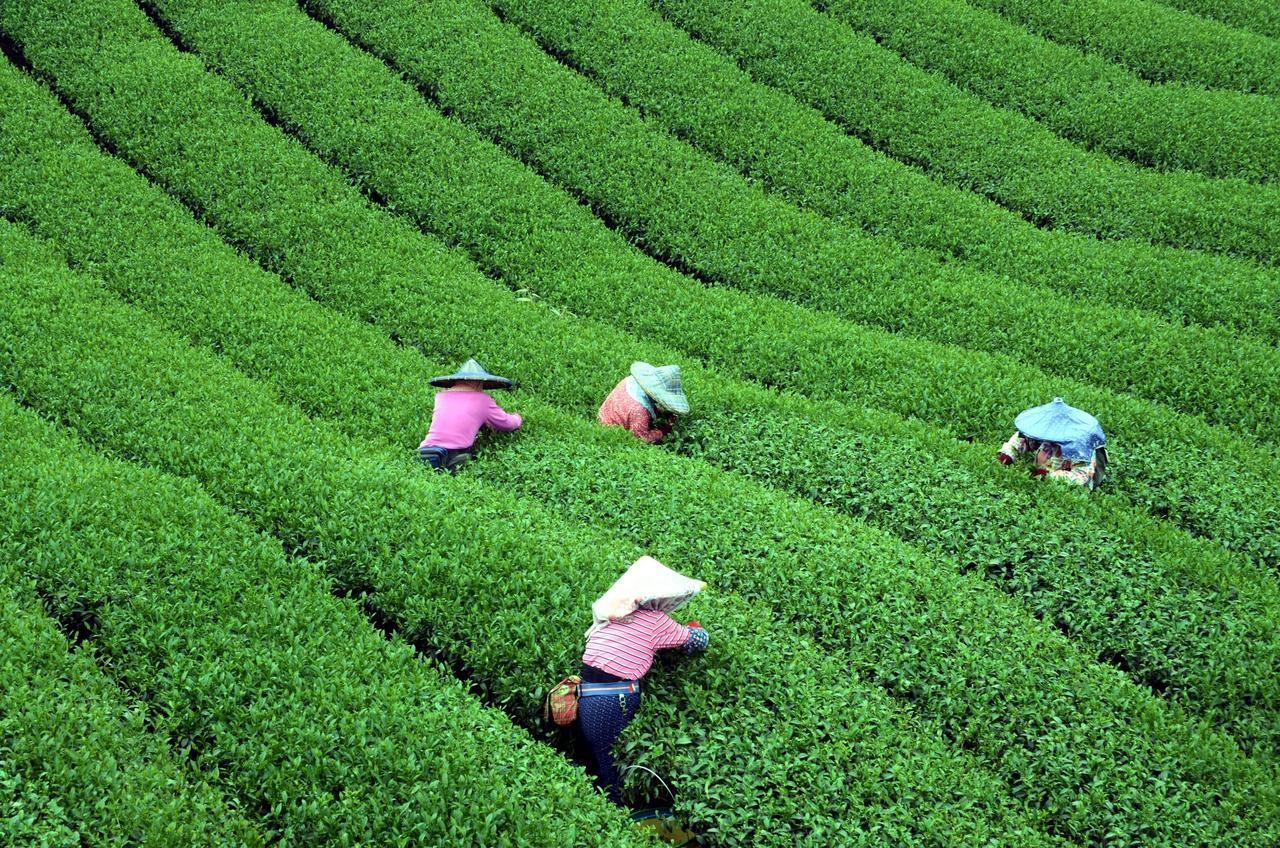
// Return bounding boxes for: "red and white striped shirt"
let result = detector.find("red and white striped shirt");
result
[582,609,695,680]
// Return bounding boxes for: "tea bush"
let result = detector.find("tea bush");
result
[5,12,1280,768]
[0,218,1060,847]
[490,0,1280,344]
[1158,0,1280,40]
[963,0,1280,94]
[2,39,1279,847]
[0,355,648,847]
[650,0,1280,261]
[813,0,1280,180]
[50,0,1280,566]
[277,0,1280,438]
[0,557,262,847]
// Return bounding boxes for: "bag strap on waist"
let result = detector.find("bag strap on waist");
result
[577,680,641,697]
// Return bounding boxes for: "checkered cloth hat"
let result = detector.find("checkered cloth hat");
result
[429,358,513,390]
[630,362,688,415]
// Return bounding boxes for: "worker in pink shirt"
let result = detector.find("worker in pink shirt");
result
[598,362,688,443]
[417,359,522,473]
[578,557,708,805]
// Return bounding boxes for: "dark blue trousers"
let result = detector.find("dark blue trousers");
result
[578,665,641,805]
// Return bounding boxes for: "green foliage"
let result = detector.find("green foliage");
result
[279,0,1280,441]
[964,0,1280,95]
[0,218,1067,847]
[4,1,1280,843]
[1,30,1278,848]
[4,0,1280,776]
[0,352,647,848]
[651,0,1280,262]
[0,562,262,847]
[491,0,1280,345]
[74,0,1280,565]
[1158,0,1280,40]
[811,0,1280,181]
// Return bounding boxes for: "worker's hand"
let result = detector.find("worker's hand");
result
[687,620,702,629]
[996,452,1013,465]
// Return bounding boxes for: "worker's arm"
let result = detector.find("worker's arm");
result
[629,407,668,443]
[1047,458,1096,488]
[997,432,1027,464]
[484,397,523,432]
[650,613,709,655]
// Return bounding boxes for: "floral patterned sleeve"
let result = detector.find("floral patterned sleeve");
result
[998,432,1028,460]
[1047,458,1098,489]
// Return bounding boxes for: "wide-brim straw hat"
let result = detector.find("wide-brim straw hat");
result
[429,358,513,390]
[1014,397,1105,462]
[630,362,688,415]
[590,556,706,628]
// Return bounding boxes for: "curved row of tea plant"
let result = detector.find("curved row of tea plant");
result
[1160,0,1280,40]
[278,0,1280,440]
[648,0,1280,261]
[105,0,1280,566]
[963,0,1280,95]
[7,29,1280,774]
[9,53,1276,842]
[0,556,262,847]
[0,302,651,847]
[0,216,1072,848]
[813,0,1280,181]
[488,0,1280,345]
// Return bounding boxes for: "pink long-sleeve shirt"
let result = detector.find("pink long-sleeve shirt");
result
[582,609,697,680]
[419,389,522,450]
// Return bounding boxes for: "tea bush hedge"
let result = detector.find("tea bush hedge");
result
[7,61,1277,844]
[0,218,1062,848]
[963,0,1280,94]
[81,0,1280,565]
[1159,0,1280,40]
[812,0,1280,181]
[6,10,1280,768]
[0,555,262,847]
[274,0,1280,440]
[488,0,1280,344]
[0,335,649,847]
[649,0,1280,261]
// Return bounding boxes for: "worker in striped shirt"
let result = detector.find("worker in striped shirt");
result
[578,557,708,806]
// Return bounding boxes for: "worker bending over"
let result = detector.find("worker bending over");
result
[599,362,688,443]
[579,556,708,805]
[417,358,522,473]
[998,397,1107,489]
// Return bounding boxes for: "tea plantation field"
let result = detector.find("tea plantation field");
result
[1,0,1278,845]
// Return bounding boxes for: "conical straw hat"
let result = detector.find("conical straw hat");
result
[429,358,513,390]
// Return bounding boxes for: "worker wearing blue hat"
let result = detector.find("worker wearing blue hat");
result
[997,398,1107,489]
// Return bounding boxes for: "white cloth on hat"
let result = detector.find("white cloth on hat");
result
[586,556,705,638]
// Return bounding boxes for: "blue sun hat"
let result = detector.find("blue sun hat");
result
[429,358,513,390]
[1014,397,1105,462]
[630,362,689,415]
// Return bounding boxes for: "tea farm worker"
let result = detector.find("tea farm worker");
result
[997,397,1106,489]
[579,556,708,806]
[417,358,522,472]
[598,362,688,443]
